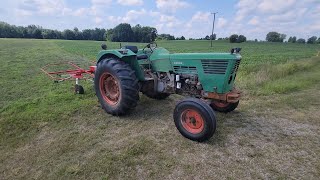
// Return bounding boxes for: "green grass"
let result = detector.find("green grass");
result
[0,38,319,179]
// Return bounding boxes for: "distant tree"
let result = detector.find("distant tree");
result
[307,36,317,44]
[297,38,306,44]
[288,36,292,42]
[229,34,239,43]
[111,23,134,42]
[237,35,247,43]
[33,29,42,39]
[157,34,175,40]
[73,27,84,40]
[317,37,320,44]
[266,32,286,42]
[254,39,258,42]
[202,34,216,40]
[62,29,75,40]
[280,33,286,42]
[292,36,297,43]
[218,38,223,40]
[210,34,216,40]
[180,36,185,40]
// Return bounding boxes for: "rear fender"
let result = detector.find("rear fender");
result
[96,50,145,81]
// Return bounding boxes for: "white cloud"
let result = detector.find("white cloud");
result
[228,0,320,39]
[267,8,307,22]
[257,0,296,13]
[16,0,67,16]
[117,0,143,6]
[159,14,181,28]
[190,12,211,22]
[217,18,227,28]
[91,0,112,5]
[123,9,147,22]
[248,16,259,25]
[156,0,190,13]
[73,8,89,17]
[95,17,103,24]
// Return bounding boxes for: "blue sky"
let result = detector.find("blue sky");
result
[0,0,319,40]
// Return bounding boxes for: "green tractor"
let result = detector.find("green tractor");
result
[94,42,241,142]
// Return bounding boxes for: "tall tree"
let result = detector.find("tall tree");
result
[229,34,239,43]
[62,29,75,40]
[112,23,134,42]
[266,32,286,42]
[237,35,247,43]
[297,38,306,44]
[307,36,317,44]
[292,36,297,43]
[210,34,216,40]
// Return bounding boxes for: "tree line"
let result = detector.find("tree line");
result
[266,32,320,44]
[1,21,319,44]
[0,21,106,41]
[105,23,157,43]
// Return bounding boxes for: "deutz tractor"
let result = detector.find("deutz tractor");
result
[94,42,241,142]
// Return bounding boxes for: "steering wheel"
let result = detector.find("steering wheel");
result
[143,42,158,53]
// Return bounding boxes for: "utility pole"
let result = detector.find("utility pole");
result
[211,12,218,47]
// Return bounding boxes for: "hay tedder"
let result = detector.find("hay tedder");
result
[42,42,242,142]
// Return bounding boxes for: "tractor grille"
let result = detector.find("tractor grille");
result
[201,60,229,74]
[173,66,197,74]
[231,59,241,74]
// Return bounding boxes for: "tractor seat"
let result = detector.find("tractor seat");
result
[125,45,148,60]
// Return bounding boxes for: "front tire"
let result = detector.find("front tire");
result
[94,58,139,115]
[174,98,216,142]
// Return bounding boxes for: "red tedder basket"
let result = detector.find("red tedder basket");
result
[41,62,96,94]
[41,62,96,81]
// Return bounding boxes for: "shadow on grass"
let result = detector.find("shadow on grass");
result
[109,95,253,145]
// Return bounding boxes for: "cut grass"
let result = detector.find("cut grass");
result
[0,38,319,179]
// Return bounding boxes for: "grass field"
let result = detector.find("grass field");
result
[0,38,319,179]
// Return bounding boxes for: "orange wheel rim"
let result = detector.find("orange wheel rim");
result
[99,72,120,105]
[180,109,204,134]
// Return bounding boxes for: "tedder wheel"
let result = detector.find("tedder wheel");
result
[75,85,84,94]
[210,100,239,113]
[174,98,216,142]
[94,58,139,115]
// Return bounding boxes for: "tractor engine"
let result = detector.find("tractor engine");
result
[141,72,202,97]
[175,74,202,97]
[152,72,202,97]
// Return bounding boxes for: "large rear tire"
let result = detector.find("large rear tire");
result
[210,100,239,113]
[94,58,139,115]
[174,98,216,142]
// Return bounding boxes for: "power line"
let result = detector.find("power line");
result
[211,12,218,47]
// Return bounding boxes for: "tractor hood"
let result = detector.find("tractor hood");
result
[149,48,242,94]
[169,53,241,61]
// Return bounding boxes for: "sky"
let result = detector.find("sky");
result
[0,0,319,40]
